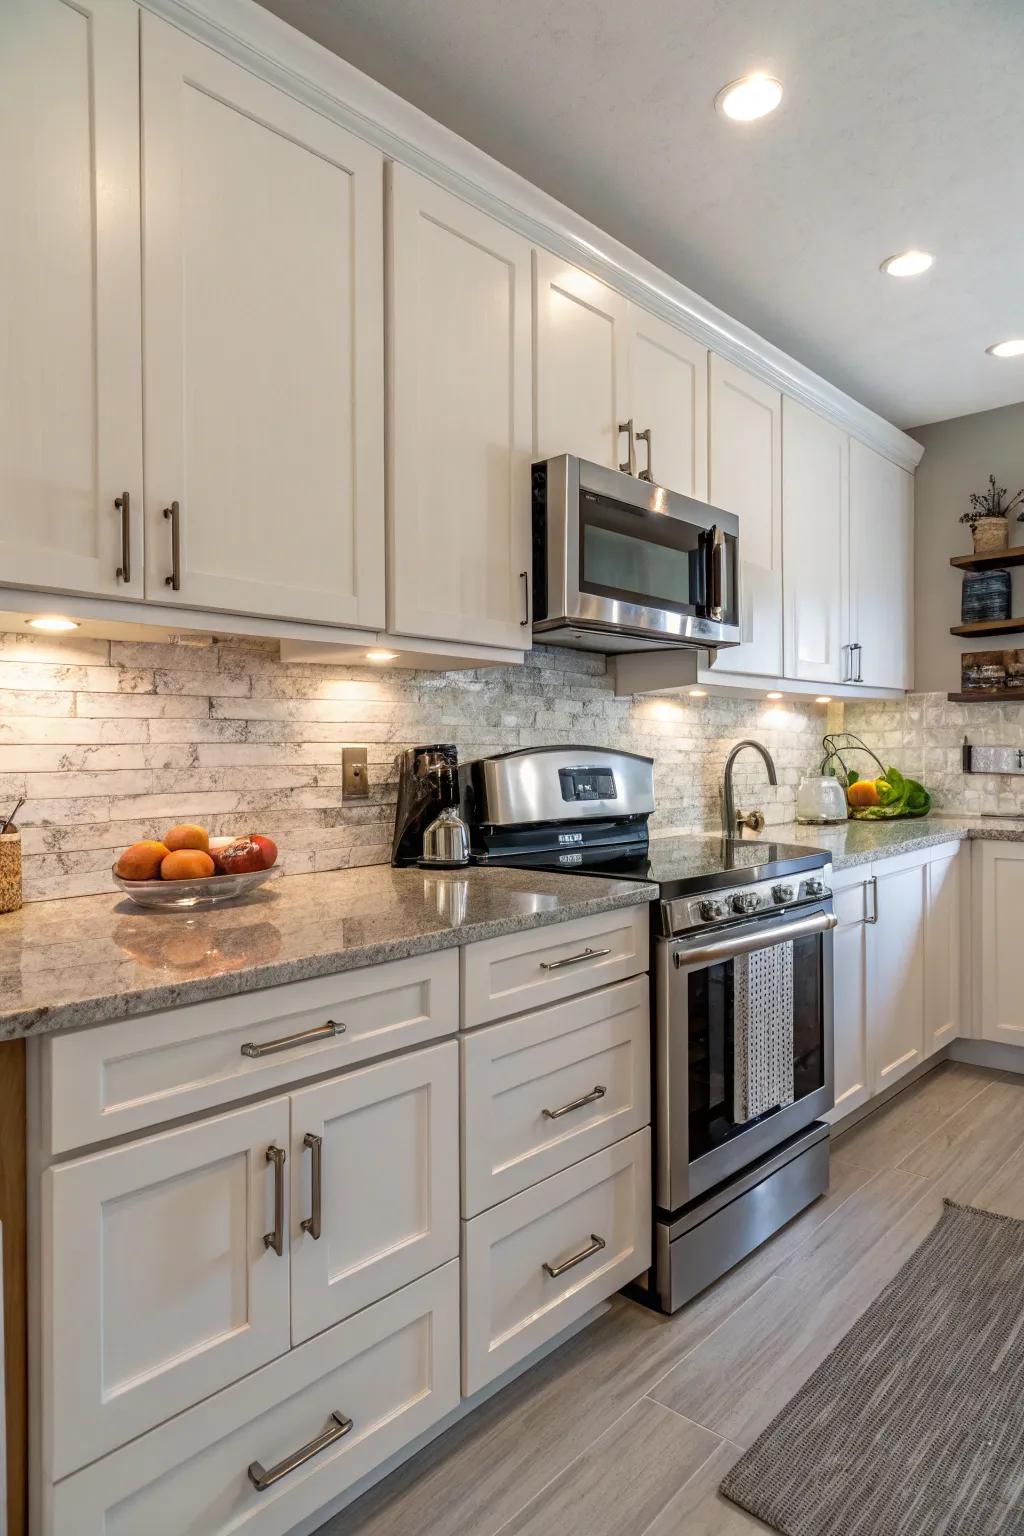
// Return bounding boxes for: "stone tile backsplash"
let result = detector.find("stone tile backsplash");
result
[0,632,830,902]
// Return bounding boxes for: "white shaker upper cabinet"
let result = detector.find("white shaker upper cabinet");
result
[706,356,783,676]
[388,165,533,649]
[0,0,144,599]
[626,310,708,499]
[850,440,914,691]
[534,252,631,469]
[782,398,849,684]
[141,13,385,626]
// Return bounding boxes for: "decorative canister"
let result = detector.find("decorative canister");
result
[962,568,1011,623]
[0,831,22,913]
[972,516,1009,554]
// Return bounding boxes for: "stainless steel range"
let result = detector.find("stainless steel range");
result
[463,745,836,1314]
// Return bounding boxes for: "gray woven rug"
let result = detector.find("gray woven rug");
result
[720,1200,1024,1535]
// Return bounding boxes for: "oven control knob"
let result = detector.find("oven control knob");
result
[771,883,795,904]
[805,878,826,897]
[731,892,762,915]
[698,898,728,922]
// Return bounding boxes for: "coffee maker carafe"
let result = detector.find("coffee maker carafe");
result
[391,743,459,866]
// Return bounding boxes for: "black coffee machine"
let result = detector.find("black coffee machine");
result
[391,743,460,866]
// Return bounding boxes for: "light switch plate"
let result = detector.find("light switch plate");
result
[342,746,369,798]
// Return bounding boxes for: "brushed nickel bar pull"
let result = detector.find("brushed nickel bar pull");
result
[301,1131,323,1240]
[636,427,653,482]
[520,569,530,626]
[114,492,131,582]
[542,1085,607,1120]
[539,946,611,972]
[247,1411,353,1491]
[673,910,837,968]
[618,418,637,477]
[241,1020,345,1059]
[543,1233,606,1279]
[866,875,879,924]
[264,1144,286,1256]
[163,500,181,590]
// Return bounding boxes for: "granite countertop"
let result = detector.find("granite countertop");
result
[756,816,1024,871]
[0,864,657,1041]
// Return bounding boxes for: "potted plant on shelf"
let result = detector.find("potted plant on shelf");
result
[960,474,1024,554]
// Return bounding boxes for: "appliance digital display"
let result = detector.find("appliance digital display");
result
[559,767,616,802]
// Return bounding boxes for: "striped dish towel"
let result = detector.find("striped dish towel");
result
[734,941,795,1124]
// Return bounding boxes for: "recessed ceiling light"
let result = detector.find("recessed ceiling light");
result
[815,695,832,705]
[687,687,708,698]
[27,616,79,633]
[765,691,783,701]
[880,250,934,278]
[365,648,398,663]
[987,339,1024,358]
[715,73,783,123]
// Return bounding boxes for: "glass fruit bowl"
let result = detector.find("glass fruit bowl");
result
[112,863,281,909]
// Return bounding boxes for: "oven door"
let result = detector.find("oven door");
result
[655,903,835,1214]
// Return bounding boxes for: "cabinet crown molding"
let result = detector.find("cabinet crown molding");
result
[142,0,923,473]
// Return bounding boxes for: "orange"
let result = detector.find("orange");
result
[163,823,210,853]
[116,841,171,880]
[160,849,216,881]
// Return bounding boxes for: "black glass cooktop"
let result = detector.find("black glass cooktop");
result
[476,832,829,899]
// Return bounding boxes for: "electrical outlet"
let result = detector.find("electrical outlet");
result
[342,746,369,798]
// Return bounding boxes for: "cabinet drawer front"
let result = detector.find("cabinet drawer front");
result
[51,1262,460,1536]
[44,950,458,1153]
[290,1043,459,1344]
[45,1098,292,1480]
[461,906,649,1027]
[461,978,650,1215]
[461,1130,650,1394]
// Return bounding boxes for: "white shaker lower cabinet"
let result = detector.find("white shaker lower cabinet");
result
[977,842,1024,1047]
[290,1044,459,1344]
[826,868,871,1124]
[44,1097,292,1481]
[51,1262,460,1536]
[866,855,927,1092]
[388,163,533,649]
[141,12,385,626]
[924,847,962,1054]
[461,1129,651,1395]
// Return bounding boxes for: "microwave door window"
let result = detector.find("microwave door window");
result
[580,494,703,616]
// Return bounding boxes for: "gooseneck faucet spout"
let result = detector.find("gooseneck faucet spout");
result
[721,739,778,837]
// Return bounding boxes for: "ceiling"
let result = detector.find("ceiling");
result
[256,0,1024,430]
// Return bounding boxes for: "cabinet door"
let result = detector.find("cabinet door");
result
[45,1098,291,1481]
[825,872,870,1124]
[290,1043,458,1344]
[0,0,144,599]
[978,843,1024,1047]
[626,308,707,499]
[389,164,532,648]
[141,13,385,626]
[925,848,961,1055]
[707,356,783,676]
[867,860,926,1092]
[850,440,914,690]
[534,250,630,468]
[782,398,849,683]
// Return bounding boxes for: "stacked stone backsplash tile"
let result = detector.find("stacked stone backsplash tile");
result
[843,695,1024,817]
[0,631,829,902]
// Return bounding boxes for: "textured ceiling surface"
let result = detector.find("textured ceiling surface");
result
[257,0,1024,428]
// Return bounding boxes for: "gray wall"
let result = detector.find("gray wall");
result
[912,401,1024,692]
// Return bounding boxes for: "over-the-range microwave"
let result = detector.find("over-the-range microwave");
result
[531,455,741,652]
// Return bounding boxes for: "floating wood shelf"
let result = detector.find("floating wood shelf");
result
[947,690,1024,703]
[950,546,1024,571]
[950,617,1024,638]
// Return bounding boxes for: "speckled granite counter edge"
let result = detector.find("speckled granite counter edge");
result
[0,879,658,1042]
[767,819,1024,871]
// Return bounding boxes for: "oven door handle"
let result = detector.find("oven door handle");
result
[672,909,836,968]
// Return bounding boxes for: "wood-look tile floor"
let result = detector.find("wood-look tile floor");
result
[316,1063,1024,1536]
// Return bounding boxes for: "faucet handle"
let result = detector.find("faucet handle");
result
[736,809,766,834]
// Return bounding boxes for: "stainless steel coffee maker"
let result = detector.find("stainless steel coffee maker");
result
[391,744,468,867]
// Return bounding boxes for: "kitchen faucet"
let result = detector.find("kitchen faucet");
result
[721,739,778,836]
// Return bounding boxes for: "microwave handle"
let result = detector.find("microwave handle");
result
[706,524,726,622]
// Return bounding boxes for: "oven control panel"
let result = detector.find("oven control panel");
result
[665,872,833,936]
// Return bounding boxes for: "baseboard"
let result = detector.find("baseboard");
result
[828,1050,952,1138]
[949,1038,1024,1075]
